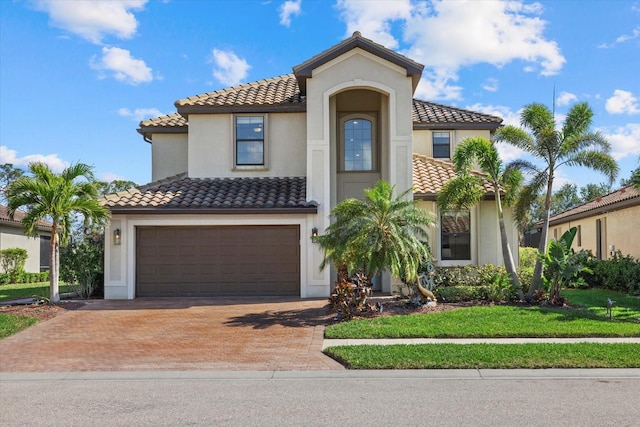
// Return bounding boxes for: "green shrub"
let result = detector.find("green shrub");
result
[0,248,28,283]
[0,270,49,285]
[517,266,533,294]
[519,247,538,270]
[434,264,506,288]
[60,232,105,298]
[435,285,486,302]
[583,252,640,295]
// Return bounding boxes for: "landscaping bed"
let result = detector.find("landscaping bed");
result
[0,300,86,322]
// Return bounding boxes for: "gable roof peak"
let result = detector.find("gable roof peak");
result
[293,31,424,95]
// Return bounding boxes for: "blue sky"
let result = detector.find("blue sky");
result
[1,0,639,191]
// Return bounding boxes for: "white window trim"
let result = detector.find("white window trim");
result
[436,206,477,267]
[232,113,269,170]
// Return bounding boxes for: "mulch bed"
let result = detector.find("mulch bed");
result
[0,301,87,321]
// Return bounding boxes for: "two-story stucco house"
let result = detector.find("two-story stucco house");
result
[102,32,519,299]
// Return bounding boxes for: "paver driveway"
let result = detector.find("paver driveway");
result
[0,298,344,372]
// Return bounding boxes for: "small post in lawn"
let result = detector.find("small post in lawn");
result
[606,298,615,320]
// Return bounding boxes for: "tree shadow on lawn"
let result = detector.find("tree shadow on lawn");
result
[223,305,337,329]
[532,303,640,324]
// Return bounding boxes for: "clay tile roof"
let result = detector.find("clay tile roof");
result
[412,99,503,128]
[0,205,53,231]
[175,74,304,112]
[548,185,640,225]
[140,78,503,134]
[102,175,317,213]
[139,113,187,128]
[412,154,495,199]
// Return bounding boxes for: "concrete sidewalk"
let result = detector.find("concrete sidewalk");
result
[2,368,640,381]
[322,337,640,349]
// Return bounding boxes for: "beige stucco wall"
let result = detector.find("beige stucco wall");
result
[0,226,45,273]
[413,129,493,158]
[151,134,188,182]
[187,112,306,179]
[551,204,640,260]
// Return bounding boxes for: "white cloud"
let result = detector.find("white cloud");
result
[33,0,147,44]
[415,68,463,101]
[551,170,575,192]
[601,123,640,160]
[118,107,164,121]
[99,172,127,182]
[209,49,251,86]
[337,0,413,49]
[556,91,577,107]
[465,103,521,127]
[90,46,153,85]
[598,26,640,49]
[279,0,302,27]
[482,78,499,92]
[338,0,565,101]
[605,90,640,114]
[0,146,70,173]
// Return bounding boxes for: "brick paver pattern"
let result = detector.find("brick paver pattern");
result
[0,298,344,372]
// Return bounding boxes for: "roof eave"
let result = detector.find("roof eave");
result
[107,207,318,215]
[0,220,52,232]
[176,104,307,118]
[547,197,640,226]
[413,123,503,131]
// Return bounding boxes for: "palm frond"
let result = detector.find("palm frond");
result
[494,126,536,153]
[563,150,619,184]
[562,102,593,137]
[520,103,555,135]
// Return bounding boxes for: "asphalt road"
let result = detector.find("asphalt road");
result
[1,370,639,427]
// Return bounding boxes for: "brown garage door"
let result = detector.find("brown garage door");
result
[136,225,300,297]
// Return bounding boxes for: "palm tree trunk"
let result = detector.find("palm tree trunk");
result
[528,178,554,299]
[496,195,525,301]
[49,224,60,303]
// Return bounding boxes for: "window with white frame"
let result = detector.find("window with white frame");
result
[432,132,451,159]
[235,116,265,166]
[441,210,471,260]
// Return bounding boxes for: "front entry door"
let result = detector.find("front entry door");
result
[336,113,381,202]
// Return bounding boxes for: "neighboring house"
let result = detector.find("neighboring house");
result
[102,32,519,299]
[0,205,52,273]
[543,185,640,260]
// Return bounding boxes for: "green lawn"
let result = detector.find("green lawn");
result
[323,289,640,369]
[324,290,640,339]
[324,343,640,369]
[0,313,38,339]
[0,282,73,302]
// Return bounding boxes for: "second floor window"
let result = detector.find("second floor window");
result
[433,132,451,159]
[343,118,373,171]
[236,116,264,166]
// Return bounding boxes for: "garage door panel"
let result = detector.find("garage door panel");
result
[136,225,300,297]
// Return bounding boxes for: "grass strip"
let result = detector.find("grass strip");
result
[325,304,640,339]
[0,283,73,302]
[324,343,640,369]
[0,313,38,340]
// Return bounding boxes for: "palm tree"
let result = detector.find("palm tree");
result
[317,180,433,284]
[495,102,618,298]
[7,162,109,302]
[437,137,525,301]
